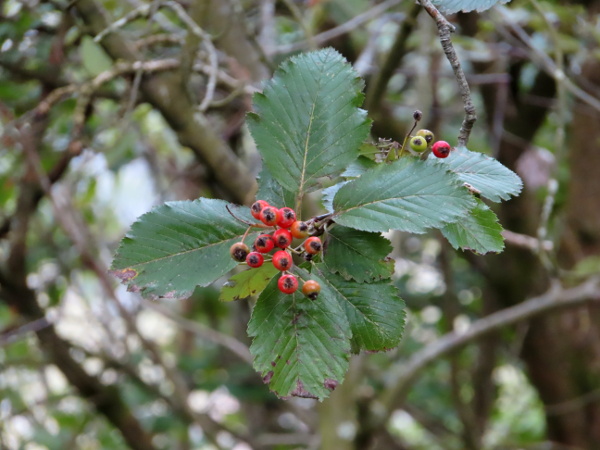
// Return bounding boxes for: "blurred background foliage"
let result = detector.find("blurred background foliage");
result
[1,0,599,449]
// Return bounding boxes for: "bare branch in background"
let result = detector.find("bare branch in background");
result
[380,277,600,417]
[276,0,404,54]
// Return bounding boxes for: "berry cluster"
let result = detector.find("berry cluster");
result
[408,129,452,159]
[229,200,322,299]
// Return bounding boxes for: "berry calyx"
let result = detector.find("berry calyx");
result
[277,207,296,228]
[272,250,293,271]
[259,206,281,226]
[278,273,298,294]
[416,129,435,144]
[409,136,427,152]
[250,200,269,220]
[303,236,322,255]
[273,228,293,248]
[230,242,250,262]
[254,234,275,253]
[290,221,309,239]
[302,280,321,300]
[246,252,264,268]
[432,140,451,158]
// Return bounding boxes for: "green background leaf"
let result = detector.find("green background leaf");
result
[324,226,394,283]
[220,264,279,302]
[247,48,371,202]
[81,36,113,76]
[433,146,522,202]
[111,199,257,299]
[314,266,405,353]
[333,157,476,233]
[441,199,505,254]
[248,268,351,400]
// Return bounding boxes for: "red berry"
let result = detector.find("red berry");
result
[254,234,275,253]
[272,250,293,271]
[251,200,269,220]
[246,252,264,268]
[432,141,451,158]
[302,280,321,300]
[260,206,281,226]
[229,242,250,262]
[303,236,322,255]
[273,228,293,248]
[278,274,298,294]
[277,207,296,228]
[290,221,309,239]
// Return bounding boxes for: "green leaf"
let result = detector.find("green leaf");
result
[315,266,405,353]
[324,226,394,282]
[321,181,349,213]
[432,0,511,14]
[220,265,279,302]
[432,146,522,202]
[247,48,371,201]
[441,199,504,254]
[333,157,476,233]
[248,268,351,400]
[341,156,378,177]
[111,199,258,299]
[81,36,112,76]
[255,166,295,208]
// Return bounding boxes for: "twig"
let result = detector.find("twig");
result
[275,0,403,54]
[161,1,218,111]
[418,0,476,147]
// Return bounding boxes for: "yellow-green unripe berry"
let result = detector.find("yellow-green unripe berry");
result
[409,136,428,152]
[416,129,435,145]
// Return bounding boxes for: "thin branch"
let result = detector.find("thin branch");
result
[502,229,553,252]
[35,59,179,115]
[365,1,421,111]
[160,1,218,111]
[380,276,600,417]
[418,0,476,147]
[0,317,52,347]
[94,3,153,43]
[141,299,253,364]
[275,0,403,54]
[495,6,600,113]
